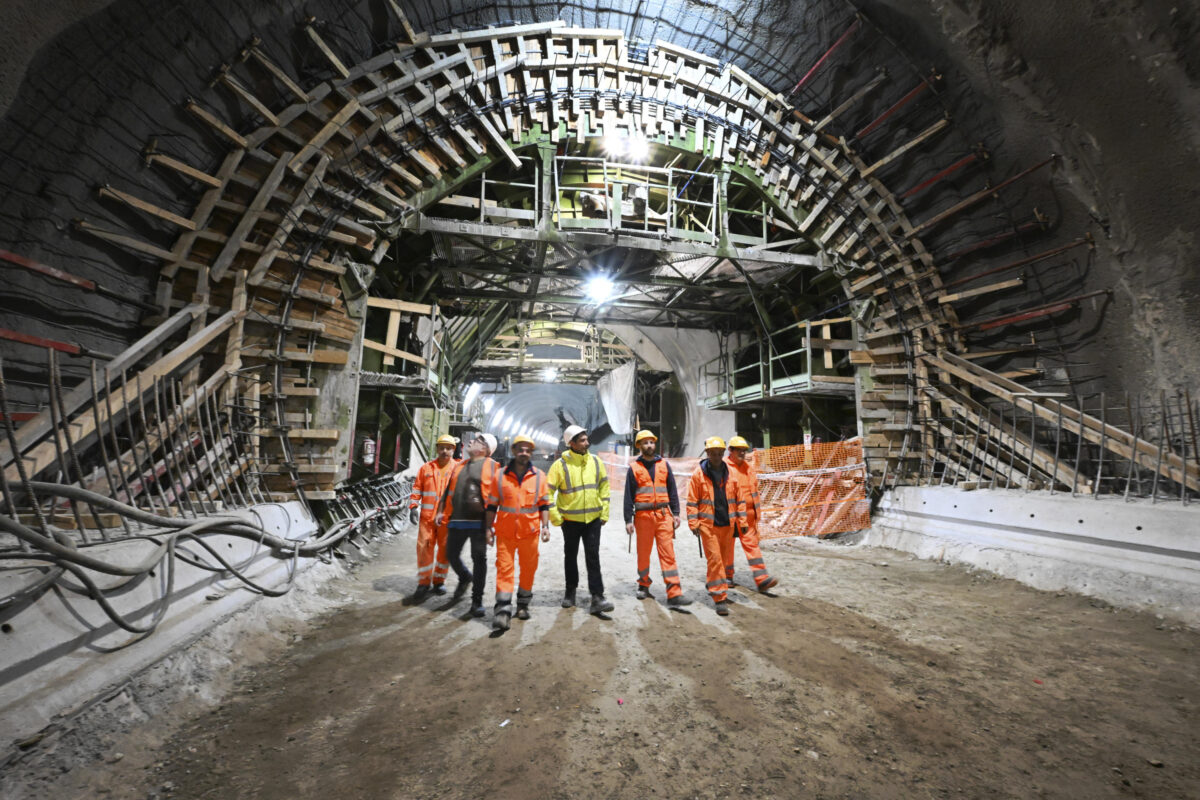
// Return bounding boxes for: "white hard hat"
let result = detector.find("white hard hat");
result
[563,425,587,446]
[475,432,497,454]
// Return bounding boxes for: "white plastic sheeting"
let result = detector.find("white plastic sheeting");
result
[597,361,636,435]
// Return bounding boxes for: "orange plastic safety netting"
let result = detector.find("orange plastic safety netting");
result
[595,439,869,538]
[750,438,870,539]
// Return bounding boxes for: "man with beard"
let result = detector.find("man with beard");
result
[546,425,613,614]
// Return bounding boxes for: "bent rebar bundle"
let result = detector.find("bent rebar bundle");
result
[1,345,411,636]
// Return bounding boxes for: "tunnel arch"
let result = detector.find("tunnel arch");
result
[2,2,1193,508]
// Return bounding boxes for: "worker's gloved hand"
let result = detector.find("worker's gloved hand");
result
[690,527,700,536]
[672,515,681,530]
[409,508,419,525]
[625,522,635,535]
[486,529,495,546]
[541,525,550,543]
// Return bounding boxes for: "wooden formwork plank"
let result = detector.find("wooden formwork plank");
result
[185,100,247,147]
[210,152,293,281]
[288,100,360,173]
[362,338,426,366]
[248,155,330,285]
[305,23,351,79]
[926,351,1200,491]
[2,310,240,483]
[163,149,246,280]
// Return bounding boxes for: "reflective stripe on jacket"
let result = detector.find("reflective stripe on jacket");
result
[629,458,673,517]
[436,458,499,523]
[724,456,761,521]
[410,458,457,522]
[685,459,744,534]
[546,449,610,526]
[491,464,550,539]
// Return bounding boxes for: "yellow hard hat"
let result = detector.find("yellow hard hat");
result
[634,429,657,444]
[511,435,536,449]
[435,434,457,446]
[728,435,751,449]
[704,436,727,450]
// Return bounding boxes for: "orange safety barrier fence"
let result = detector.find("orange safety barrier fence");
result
[594,438,869,538]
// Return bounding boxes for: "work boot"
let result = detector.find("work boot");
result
[453,578,471,600]
[758,577,779,592]
[590,595,615,614]
[493,610,511,631]
[715,602,731,617]
[411,585,430,602]
[432,584,448,596]
[516,605,531,621]
[561,589,576,608]
[470,604,486,618]
[635,585,651,600]
[667,595,693,608]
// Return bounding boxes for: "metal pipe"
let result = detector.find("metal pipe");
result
[854,72,935,140]
[790,16,862,96]
[136,372,175,515]
[1123,394,1136,502]
[1150,392,1166,504]
[51,350,106,538]
[45,351,88,535]
[900,150,983,200]
[121,370,160,515]
[940,218,1048,263]
[941,238,1092,291]
[1094,392,1106,498]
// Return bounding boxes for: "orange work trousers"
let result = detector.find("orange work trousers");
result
[729,516,774,589]
[416,518,449,587]
[494,534,540,615]
[634,511,682,599]
[697,524,734,603]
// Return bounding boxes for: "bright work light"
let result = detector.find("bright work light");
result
[584,275,615,304]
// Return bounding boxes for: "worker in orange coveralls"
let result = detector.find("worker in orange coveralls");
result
[624,429,692,609]
[685,437,744,616]
[487,435,551,631]
[408,434,459,601]
[724,436,779,593]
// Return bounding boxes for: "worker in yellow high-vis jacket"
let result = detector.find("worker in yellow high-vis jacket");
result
[546,425,613,614]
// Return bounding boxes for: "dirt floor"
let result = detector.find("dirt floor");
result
[8,514,1200,800]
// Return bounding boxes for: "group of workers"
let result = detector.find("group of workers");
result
[407,424,777,631]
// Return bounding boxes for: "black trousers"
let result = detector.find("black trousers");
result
[446,523,486,605]
[561,518,604,597]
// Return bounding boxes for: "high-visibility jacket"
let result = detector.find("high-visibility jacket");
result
[628,457,676,518]
[546,449,610,526]
[409,458,458,522]
[490,463,550,539]
[724,456,761,522]
[436,457,500,522]
[685,459,745,534]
